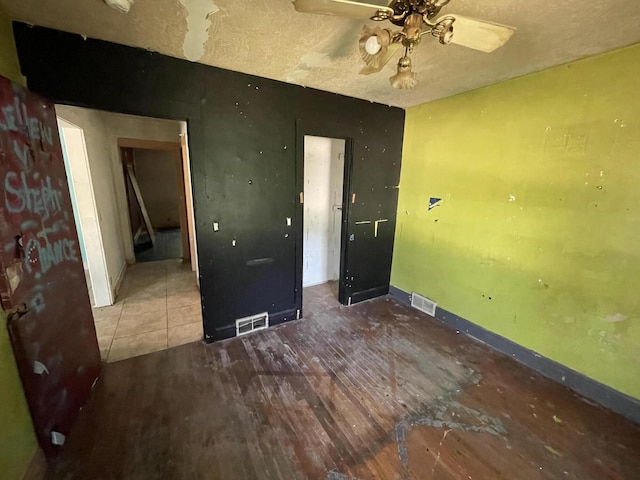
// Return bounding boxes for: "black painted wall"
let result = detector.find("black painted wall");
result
[14,23,405,341]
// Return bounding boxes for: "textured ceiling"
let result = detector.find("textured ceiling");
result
[1,0,640,108]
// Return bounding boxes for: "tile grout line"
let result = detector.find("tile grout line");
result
[105,306,124,364]
[106,267,132,363]
[102,260,201,361]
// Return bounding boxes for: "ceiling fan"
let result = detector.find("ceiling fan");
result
[292,0,515,89]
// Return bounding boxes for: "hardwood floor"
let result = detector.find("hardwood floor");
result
[46,297,640,479]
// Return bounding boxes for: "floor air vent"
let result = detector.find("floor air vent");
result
[236,312,269,336]
[411,293,437,316]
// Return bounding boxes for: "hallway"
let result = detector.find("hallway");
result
[92,260,202,362]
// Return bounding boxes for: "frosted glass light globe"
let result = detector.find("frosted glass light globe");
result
[364,36,382,55]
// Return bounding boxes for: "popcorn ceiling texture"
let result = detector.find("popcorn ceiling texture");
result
[1,0,639,107]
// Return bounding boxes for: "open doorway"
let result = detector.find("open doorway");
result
[56,105,202,363]
[302,136,346,316]
[119,140,189,264]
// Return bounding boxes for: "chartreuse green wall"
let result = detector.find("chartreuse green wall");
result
[0,10,22,85]
[0,311,36,479]
[0,8,38,480]
[392,43,640,400]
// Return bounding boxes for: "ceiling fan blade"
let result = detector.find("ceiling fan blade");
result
[438,14,515,53]
[359,42,401,75]
[293,0,394,19]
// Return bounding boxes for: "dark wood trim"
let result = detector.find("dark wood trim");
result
[339,138,355,305]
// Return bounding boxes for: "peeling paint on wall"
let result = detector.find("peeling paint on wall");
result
[602,313,627,323]
[178,0,219,62]
[428,197,442,210]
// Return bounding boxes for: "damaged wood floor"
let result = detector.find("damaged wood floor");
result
[45,297,640,479]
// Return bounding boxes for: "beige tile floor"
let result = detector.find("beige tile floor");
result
[92,259,203,363]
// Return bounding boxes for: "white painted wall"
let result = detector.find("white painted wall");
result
[58,118,113,307]
[303,136,345,287]
[55,105,183,302]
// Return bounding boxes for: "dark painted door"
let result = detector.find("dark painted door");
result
[0,76,101,457]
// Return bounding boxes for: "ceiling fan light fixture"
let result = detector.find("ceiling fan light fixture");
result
[402,13,424,42]
[359,26,392,69]
[364,36,382,55]
[389,55,417,90]
[103,0,134,13]
[432,17,455,45]
[294,0,516,91]
[441,29,454,44]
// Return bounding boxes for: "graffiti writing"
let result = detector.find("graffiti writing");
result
[0,96,54,146]
[23,227,78,278]
[1,94,79,289]
[4,172,62,220]
[4,170,63,221]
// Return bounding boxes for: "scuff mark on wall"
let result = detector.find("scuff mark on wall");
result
[602,313,627,323]
[178,0,219,62]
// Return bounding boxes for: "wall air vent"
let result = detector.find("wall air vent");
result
[411,292,437,317]
[235,312,269,337]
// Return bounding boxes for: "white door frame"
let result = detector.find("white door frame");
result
[58,118,113,307]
